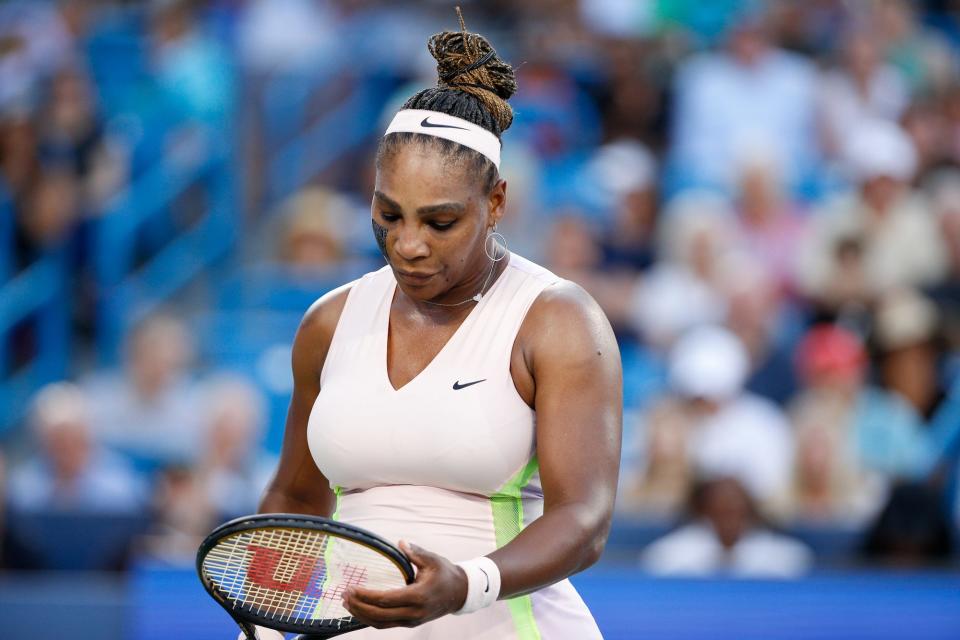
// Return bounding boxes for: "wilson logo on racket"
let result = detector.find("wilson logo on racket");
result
[246,545,326,594]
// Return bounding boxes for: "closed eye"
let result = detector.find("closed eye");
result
[429,220,456,231]
[379,212,401,223]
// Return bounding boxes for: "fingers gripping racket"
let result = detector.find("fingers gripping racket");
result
[197,514,415,639]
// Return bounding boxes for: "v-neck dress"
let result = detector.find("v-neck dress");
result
[307,253,602,639]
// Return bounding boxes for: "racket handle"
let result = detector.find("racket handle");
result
[238,624,287,640]
[237,621,261,640]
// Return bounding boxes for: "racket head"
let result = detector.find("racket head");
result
[196,513,415,638]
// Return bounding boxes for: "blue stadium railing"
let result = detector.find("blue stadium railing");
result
[0,255,70,433]
[93,148,239,365]
[0,177,72,432]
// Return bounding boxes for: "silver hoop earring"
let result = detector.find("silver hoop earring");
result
[485,230,507,262]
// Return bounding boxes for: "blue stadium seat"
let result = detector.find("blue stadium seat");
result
[5,510,150,571]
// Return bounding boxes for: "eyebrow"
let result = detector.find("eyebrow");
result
[374,190,465,216]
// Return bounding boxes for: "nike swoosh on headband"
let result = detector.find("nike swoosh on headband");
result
[452,379,486,390]
[421,117,469,131]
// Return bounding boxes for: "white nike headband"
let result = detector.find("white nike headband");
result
[384,109,501,170]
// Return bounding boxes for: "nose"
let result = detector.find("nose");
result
[393,222,430,261]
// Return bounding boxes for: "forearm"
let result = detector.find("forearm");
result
[488,501,611,598]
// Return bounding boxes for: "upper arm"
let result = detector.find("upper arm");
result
[520,282,622,520]
[261,284,352,515]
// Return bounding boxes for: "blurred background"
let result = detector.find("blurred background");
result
[1,0,959,638]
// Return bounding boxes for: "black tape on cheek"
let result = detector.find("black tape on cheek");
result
[372,218,389,258]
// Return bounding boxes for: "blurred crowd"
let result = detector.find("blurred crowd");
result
[2,0,960,577]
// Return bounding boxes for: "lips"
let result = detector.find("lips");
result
[395,269,437,283]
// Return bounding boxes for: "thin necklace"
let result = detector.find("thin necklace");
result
[421,258,498,307]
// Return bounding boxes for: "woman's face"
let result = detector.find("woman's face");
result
[372,143,505,303]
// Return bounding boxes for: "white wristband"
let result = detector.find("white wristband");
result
[453,556,501,615]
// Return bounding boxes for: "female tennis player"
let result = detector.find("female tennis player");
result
[254,18,622,639]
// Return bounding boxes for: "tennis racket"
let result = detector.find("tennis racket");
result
[196,513,416,639]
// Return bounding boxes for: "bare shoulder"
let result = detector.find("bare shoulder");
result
[300,281,354,337]
[293,282,354,380]
[519,280,621,368]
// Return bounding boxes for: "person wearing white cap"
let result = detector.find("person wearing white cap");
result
[666,326,794,513]
[797,118,948,310]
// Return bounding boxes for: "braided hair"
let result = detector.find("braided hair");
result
[377,9,517,192]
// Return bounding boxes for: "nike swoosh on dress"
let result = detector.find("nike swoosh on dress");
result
[452,379,486,390]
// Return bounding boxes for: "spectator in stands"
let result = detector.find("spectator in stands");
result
[873,0,956,96]
[721,260,799,406]
[787,397,887,525]
[141,464,217,566]
[731,154,807,297]
[862,482,955,567]
[149,0,234,130]
[196,375,274,518]
[83,313,203,469]
[0,1,82,112]
[784,325,931,523]
[673,327,794,511]
[628,193,733,350]
[797,119,948,314]
[901,99,951,184]
[37,65,126,208]
[237,0,339,75]
[6,382,146,513]
[817,26,909,162]
[668,7,818,195]
[618,397,693,518]
[544,212,636,334]
[592,37,667,146]
[580,139,660,273]
[545,213,602,278]
[640,476,812,578]
[277,187,347,271]
[14,168,80,267]
[873,289,946,421]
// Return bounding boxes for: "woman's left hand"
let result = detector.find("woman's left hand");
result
[342,541,468,629]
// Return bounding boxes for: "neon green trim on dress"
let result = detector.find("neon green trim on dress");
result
[491,457,542,640]
[331,485,342,521]
[312,485,343,619]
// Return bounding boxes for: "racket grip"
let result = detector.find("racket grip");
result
[237,622,284,640]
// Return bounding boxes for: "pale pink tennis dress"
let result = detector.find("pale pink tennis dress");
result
[307,254,603,639]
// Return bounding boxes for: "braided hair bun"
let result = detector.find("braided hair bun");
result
[401,11,517,137]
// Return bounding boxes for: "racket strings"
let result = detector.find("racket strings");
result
[201,526,407,628]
